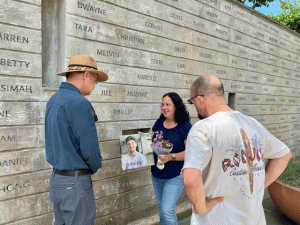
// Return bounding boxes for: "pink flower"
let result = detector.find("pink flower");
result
[153,138,157,142]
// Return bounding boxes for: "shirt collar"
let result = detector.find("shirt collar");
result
[60,82,81,94]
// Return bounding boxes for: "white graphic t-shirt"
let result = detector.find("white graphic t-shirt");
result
[183,111,290,225]
[122,151,148,170]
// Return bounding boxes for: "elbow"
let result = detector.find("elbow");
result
[288,151,293,160]
[194,208,207,216]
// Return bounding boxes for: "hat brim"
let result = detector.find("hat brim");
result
[57,70,108,82]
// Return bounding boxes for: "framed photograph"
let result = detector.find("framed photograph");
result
[119,133,154,170]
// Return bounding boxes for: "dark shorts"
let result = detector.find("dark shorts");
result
[49,171,96,225]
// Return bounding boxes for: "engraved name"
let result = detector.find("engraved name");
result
[224,5,232,10]
[251,41,260,47]
[1,85,32,93]
[246,63,257,69]
[137,74,157,81]
[151,59,163,65]
[266,98,275,102]
[237,11,247,18]
[0,158,29,167]
[236,36,241,41]
[232,60,238,64]
[177,63,186,69]
[207,11,218,18]
[216,29,228,36]
[170,13,183,21]
[117,34,145,44]
[101,89,112,96]
[113,109,132,114]
[269,37,277,43]
[252,53,260,58]
[268,58,276,63]
[200,52,212,59]
[257,21,268,28]
[175,47,185,52]
[0,59,30,68]
[217,70,226,74]
[197,37,208,43]
[74,23,93,32]
[218,43,228,49]
[0,181,30,193]
[0,135,16,143]
[145,22,163,31]
[193,21,205,28]
[238,49,247,55]
[0,110,10,117]
[127,91,147,97]
[0,32,29,43]
[97,50,120,58]
[77,2,107,15]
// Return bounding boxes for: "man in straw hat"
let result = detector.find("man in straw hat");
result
[182,75,292,225]
[45,55,108,225]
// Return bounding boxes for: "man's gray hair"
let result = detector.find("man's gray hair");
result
[191,76,224,96]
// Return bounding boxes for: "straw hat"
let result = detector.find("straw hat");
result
[57,55,108,82]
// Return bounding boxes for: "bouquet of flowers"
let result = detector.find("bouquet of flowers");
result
[151,132,173,169]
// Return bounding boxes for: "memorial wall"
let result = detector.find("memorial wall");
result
[0,0,300,224]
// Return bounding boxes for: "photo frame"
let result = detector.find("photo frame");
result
[119,133,154,170]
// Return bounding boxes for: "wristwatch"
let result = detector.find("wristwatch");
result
[172,153,176,161]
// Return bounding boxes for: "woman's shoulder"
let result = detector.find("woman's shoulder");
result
[153,119,163,129]
[179,121,192,129]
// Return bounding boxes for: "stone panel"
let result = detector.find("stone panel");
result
[0,192,52,224]
[0,125,44,152]
[0,102,46,126]
[0,24,41,53]
[0,169,51,201]
[0,0,41,29]
[0,50,41,77]
[0,148,50,177]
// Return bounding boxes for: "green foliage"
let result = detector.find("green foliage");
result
[280,160,300,188]
[238,0,275,9]
[266,0,300,34]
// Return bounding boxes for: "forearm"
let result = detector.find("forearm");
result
[265,151,292,188]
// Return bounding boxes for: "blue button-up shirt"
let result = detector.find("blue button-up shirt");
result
[45,82,102,174]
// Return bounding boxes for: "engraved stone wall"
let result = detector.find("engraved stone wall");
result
[0,0,300,224]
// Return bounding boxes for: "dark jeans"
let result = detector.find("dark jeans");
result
[50,171,96,225]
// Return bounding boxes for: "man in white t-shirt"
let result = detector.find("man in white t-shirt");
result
[122,136,148,170]
[182,75,292,225]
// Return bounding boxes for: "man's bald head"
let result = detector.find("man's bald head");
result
[191,75,224,97]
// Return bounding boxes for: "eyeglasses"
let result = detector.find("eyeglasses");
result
[187,94,205,104]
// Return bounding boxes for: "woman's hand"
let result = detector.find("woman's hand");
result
[158,153,172,163]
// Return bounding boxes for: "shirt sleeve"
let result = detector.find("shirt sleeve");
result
[262,125,290,159]
[183,122,212,172]
[69,100,102,174]
[141,154,148,166]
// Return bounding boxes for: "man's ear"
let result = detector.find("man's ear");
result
[197,95,203,104]
[82,71,89,80]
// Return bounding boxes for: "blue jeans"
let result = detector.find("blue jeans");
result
[152,175,184,225]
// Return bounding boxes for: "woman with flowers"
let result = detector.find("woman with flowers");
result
[151,92,192,225]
